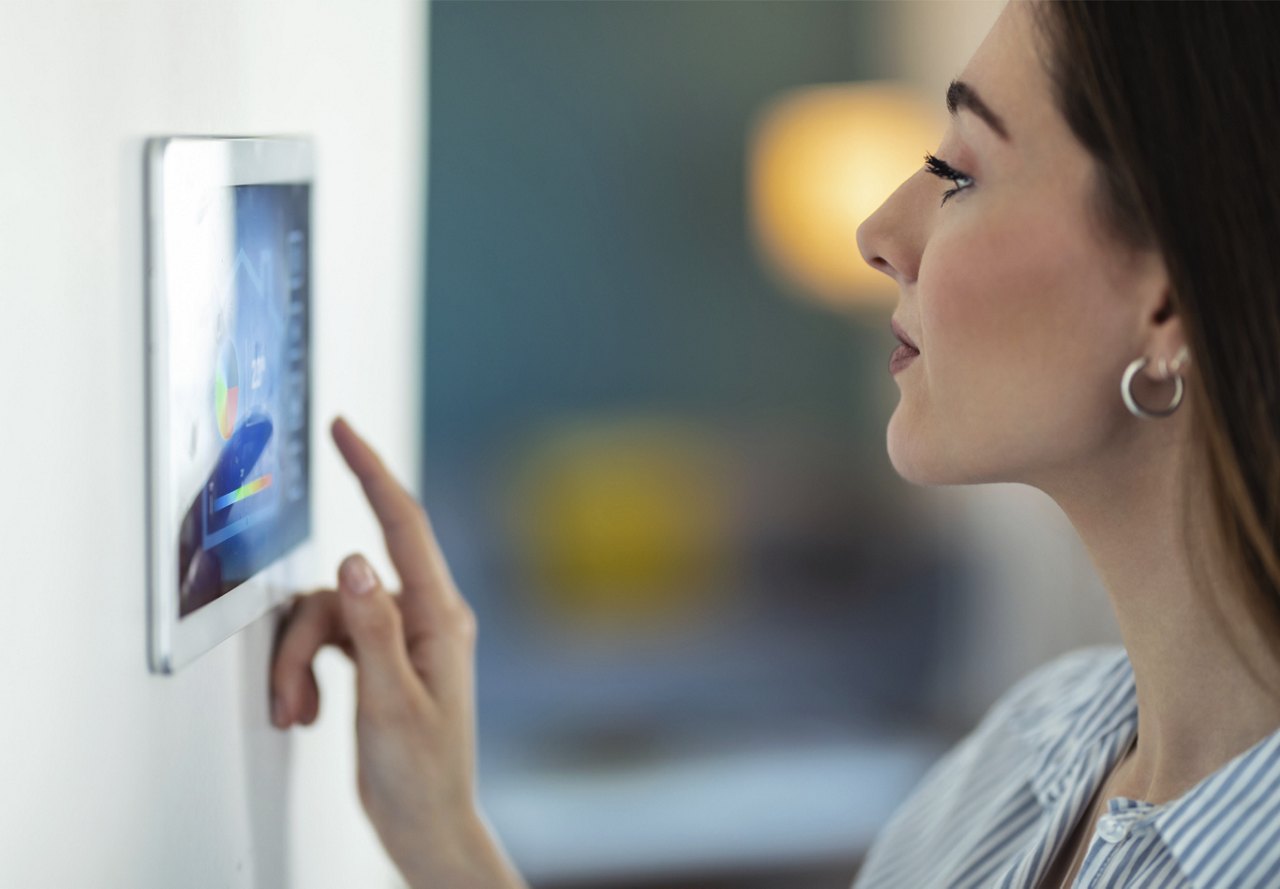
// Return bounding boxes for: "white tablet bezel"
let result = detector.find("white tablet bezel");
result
[144,136,314,674]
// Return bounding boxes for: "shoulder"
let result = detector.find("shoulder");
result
[883,644,1127,819]
[927,643,1130,781]
[984,644,1130,741]
[851,646,1132,888]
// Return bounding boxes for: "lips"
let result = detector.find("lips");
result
[890,317,919,352]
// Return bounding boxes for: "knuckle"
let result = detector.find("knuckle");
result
[393,489,430,530]
[282,592,333,642]
[273,619,309,670]
[362,600,404,641]
[445,603,478,640]
[292,587,337,620]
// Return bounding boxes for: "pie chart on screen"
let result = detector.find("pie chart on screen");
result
[215,340,239,441]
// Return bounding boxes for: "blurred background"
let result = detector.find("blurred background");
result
[422,2,1120,888]
[0,2,1122,888]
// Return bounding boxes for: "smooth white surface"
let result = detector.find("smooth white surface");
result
[0,3,426,887]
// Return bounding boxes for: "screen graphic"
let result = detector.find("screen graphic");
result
[174,184,311,617]
[215,340,240,440]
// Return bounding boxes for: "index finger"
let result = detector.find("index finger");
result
[330,416,461,622]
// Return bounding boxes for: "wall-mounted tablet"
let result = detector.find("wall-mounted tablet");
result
[145,136,313,674]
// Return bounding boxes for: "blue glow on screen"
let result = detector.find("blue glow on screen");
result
[177,184,311,618]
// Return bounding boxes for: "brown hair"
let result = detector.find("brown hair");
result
[1030,1,1280,625]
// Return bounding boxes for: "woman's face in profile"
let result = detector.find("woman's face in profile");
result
[856,0,1169,492]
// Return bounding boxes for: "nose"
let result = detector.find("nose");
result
[855,174,926,287]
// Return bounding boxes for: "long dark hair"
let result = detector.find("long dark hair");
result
[1030,1,1280,623]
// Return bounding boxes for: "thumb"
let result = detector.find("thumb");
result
[337,553,419,710]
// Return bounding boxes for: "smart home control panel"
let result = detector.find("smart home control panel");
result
[145,136,313,674]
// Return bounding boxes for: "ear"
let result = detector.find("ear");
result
[1137,266,1190,382]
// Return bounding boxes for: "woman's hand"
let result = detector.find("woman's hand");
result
[270,416,526,889]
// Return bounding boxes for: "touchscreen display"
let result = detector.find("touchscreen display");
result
[168,183,311,617]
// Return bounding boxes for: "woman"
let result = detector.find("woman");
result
[270,1,1280,886]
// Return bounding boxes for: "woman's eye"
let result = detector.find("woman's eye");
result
[923,151,974,207]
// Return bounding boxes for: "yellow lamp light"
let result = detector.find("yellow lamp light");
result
[503,417,735,637]
[747,81,943,310]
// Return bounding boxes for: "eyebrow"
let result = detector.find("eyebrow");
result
[947,79,1011,142]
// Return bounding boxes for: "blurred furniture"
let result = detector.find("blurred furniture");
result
[482,730,947,887]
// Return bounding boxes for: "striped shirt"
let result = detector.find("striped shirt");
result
[851,645,1280,888]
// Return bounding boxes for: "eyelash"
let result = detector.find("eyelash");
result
[923,151,974,206]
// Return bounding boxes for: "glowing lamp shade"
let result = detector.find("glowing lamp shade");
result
[747,82,943,309]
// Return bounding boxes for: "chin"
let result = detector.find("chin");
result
[886,409,986,487]
[886,409,938,486]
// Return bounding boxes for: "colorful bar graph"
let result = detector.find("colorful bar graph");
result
[213,474,272,512]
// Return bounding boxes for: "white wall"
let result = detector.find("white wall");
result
[0,3,427,886]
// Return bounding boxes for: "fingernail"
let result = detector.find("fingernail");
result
[341,556,377,596]
[272,695,287,728]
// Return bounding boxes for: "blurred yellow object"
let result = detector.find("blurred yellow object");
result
[505,418,734,634]
[747,81,943,310]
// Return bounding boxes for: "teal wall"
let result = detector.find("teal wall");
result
[424,0,888,456]
[422,0,950,781]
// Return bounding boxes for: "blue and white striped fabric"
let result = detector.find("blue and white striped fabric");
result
[852,645,1280,888]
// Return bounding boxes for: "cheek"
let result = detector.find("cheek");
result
[923,214,1069,372]
[912,204,1123,471]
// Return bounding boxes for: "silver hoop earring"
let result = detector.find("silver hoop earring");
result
[1122,355,1184,419]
